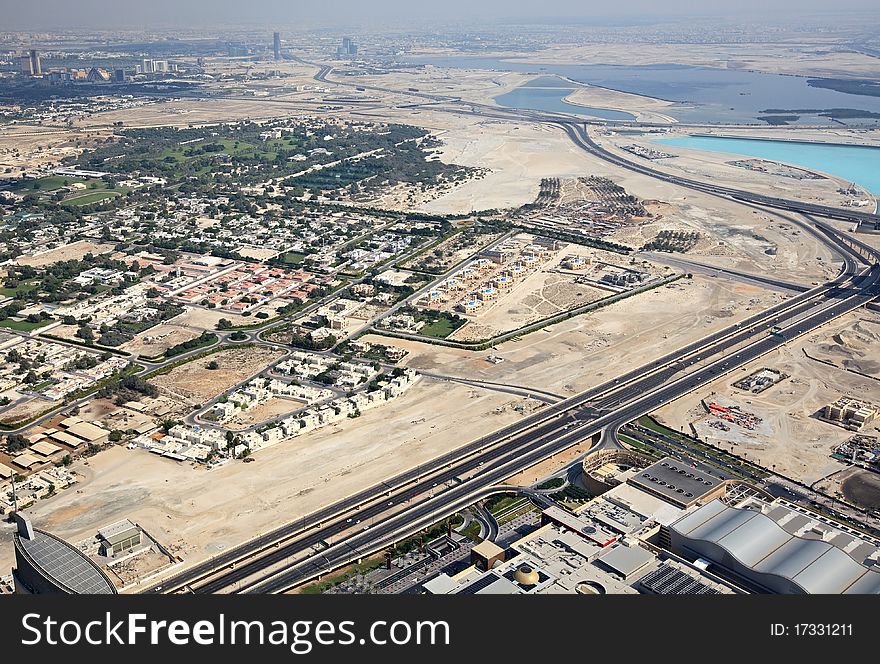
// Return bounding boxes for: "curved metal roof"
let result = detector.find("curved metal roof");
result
[671,500,880,594]
[15,529,117,594]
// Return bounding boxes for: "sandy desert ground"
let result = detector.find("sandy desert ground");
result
[367,274,785,397]
[0,379,542,576]
[121,324,203,357]
[148,345,286,412]
[654,310,880,485]
[3,44,877,579]
[14,240,116,267]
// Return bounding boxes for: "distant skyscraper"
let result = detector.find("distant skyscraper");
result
[142,58,154,74]
[21,49,41,76]
[29,50,41,76]
[273,32,281,60]
[337,37,357,59]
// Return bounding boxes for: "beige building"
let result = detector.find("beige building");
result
[822,397,879,431]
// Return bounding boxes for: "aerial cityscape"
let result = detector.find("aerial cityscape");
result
[3,1,880,600]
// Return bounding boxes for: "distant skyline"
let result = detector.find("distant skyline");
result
[1,0,879,31]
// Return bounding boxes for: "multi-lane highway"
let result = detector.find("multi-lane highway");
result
[142,228,860,593]
[156,246,880,593]
[235,263,880,594]
[137,64,880,595]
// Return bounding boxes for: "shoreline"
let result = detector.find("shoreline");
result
[651,133,880,201]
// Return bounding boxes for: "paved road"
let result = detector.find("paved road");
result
[175,260,880,593]
[134,65,880,593]
[144,243,856,593]
[143,250,870,593]
[640,252,811,294]
[185,86,880,592]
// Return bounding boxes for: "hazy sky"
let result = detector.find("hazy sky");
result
[1,0,877,30]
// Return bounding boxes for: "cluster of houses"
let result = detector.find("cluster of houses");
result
[419,236,560,314]
[275,351,375,388]
[342,233,414,272]
[39,356,130,402]
[600,269,651,288]
[347,340,408,363]
[0,466,78,515]
[132,369,420,464]
[0,337,129,403]
[57,281,152,332]
[209,376,334,423]
[173,261,324,313]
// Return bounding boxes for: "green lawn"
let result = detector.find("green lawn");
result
[0,317,51,331]
[61,191,120,207]
[637,416,686,439]
[159,138,285,166]
[419,319,456,338]
[0,280,39,298]
[486,495,523,515]
[461,521,482,542]
[282,251,307,265]
[298,556,385,595]
[10,175,105,192]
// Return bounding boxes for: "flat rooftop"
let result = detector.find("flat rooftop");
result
[65,421,108,442]
[595,544,655,579]
[97,519,141,545]
[30,440,62,457]
[627,457,725,507]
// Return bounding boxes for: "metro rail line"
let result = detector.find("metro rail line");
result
[144,65,880,595]
[174,255,879,593]
[236,265,880,594]
[145,243,865,593]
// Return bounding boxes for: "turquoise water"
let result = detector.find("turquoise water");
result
[655,135,880,194]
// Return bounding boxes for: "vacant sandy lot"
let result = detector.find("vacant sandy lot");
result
[16,240,116,267]
[0,125,87,177]
[805,316,880,375]
[449,272,608,341]
[149,345,286,410]
[654,310,880,484]
[236,246,280,261]
[420,120,602,214]
[0,379,541,577]
[366,274,782,397]
[0,397,51,426]
[123,324,203,357]
[163,307,253,331]
[224,396,308,430]
[565,85,676,123]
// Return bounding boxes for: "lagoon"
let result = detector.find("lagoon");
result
[404,56,880,125]
[655,135,880,195]
[494,84,636,121]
